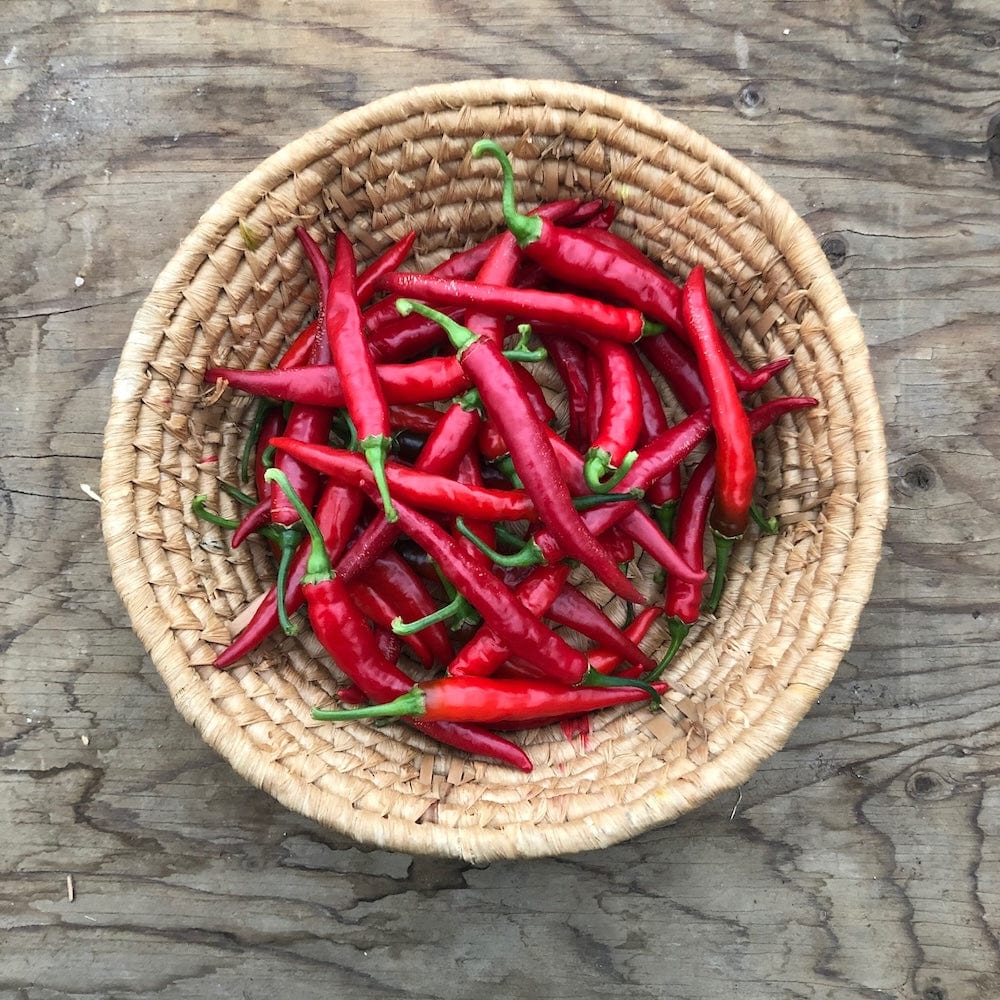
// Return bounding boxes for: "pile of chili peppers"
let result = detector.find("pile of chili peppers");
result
[196,140,817,773]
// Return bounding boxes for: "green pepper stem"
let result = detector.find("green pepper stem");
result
[581,667,661,708]
[494,454,521,486]
[218,481,258,508]
[654,499,678,539]
[705,530,739,615]
[240,399,274,484]
[360,434,397,523]
[750,502,780,535]
[264,468,331,583]
[641,319,667,337]
[571,489,643,511]
[583,449,638,493]
[313,686,426,722]
[192,494,240,530]
[397,298,478,355]
[275,527,302,636]
[645,618,690,682]
[455,517,544,568]
[334,410,359,451]
[470,140,542,248]
[391,592,469,635]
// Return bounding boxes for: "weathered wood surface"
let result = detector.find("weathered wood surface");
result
[2,1,999,997]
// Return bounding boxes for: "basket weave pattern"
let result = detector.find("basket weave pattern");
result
[101,80,888,860]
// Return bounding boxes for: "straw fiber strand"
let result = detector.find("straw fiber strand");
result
[101,79,888,861]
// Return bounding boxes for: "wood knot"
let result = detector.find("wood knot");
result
[820,234,848,269]
[905,769,953,801]
[734,83,767,118]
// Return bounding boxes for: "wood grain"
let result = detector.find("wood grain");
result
[2,0,999,997]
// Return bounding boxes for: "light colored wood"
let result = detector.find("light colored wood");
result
[2,1,998,997]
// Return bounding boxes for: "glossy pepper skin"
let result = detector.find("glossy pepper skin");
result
[326,231,397,521]
[313,676,666,726]
[396,300,645,606]
[265,469,532,773]
[681,266,755,540]
[268,437,537,522]
[205,356,470,408]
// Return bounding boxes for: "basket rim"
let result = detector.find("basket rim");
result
[100,77,889,860]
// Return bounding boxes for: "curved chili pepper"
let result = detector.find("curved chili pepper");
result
[326,232,396,522]
[363,198,593,363]
[398,300,645,605]
[212,481,365,669]
[269,437,536,522]
[638,331,710,415]
[652,395,819,678]
[253,406,285,503]
[230,496,273,549]
[381,272,662,344]
[682,265,755,542]
[312,676,664,726]
[454,449,498,555]
[356,231,417,304]
[266,469,532,772]
[447,564,571,678]
[205,356,470,408]
[544,586,657,672]
[384,497,589,685]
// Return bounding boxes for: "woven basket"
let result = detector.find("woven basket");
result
[101,79,888,861]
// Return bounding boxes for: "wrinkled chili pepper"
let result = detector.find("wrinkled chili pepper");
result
[397,300,645,605]
[536,328,590,450]
[351,573,436,668]
[630,355,681,532]
[266,468,532,771]
[312,676,665,726]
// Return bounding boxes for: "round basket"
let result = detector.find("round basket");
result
[100,79,888,861]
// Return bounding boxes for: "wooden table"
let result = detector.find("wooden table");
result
[4,2,998,997]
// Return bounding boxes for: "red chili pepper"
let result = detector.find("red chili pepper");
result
[388,404,443,434]
[454,450,498,554]
[253,406,285,503]
[638,331,711,415]
[205,356,470,408]
[381,272,662,344]
[325,232,396,522]
[682,265,755,542]
[398,301,645,605]
[269,437,536,522]
[385,497,589,685]
[575,332,643,492]
[536,328,590,450]
[213,481,365,668]
[447,564,571,678]
[266,469,532,771]
[654,395,819,676]
[545,586,656,672]
[477,363,556,460]
[312,676,664,726]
